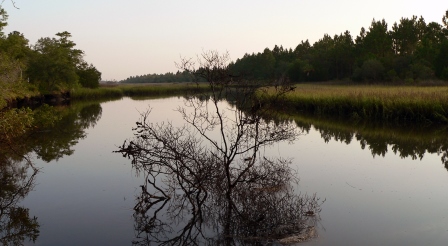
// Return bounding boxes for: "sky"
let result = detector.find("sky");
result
[2,0,446,81]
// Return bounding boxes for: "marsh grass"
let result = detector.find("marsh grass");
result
[70,83,211,100]
[261,84,448,124]
[71,87,124,100]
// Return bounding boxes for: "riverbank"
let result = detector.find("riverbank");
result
[260,83,448,125]
[70,82,210,100]
[4,82,448,125]
[1,82,211,110]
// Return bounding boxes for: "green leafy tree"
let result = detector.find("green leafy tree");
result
[0,31,31,83]
[1,31,30,60]
[76,62,101,88]
[27,32,82,92]
[331,31,355,79]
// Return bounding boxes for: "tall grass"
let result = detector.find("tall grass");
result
[70,83,210,100]
[71,87,124,100]
[260,84,448,124]
[120,83,210,96]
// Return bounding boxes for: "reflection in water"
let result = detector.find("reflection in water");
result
[118,89,322,245]
[0,158,39,245]
[288,114,448,171]
[131,167,320,245]
[0,101,104,245]
[0,119,40,245]
[31,103,103,162]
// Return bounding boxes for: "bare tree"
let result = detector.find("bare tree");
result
[117,50,321,245]
[0,0,19,9]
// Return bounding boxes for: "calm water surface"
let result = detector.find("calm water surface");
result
[16,97,448,245]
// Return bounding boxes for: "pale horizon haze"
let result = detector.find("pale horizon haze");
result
[2,1,446,81]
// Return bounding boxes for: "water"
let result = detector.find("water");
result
[4,96,448,245]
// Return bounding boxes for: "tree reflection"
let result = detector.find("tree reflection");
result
[117,51,321,245]
[0,157,39,245]
[31,102,102,162]
[287,114,448,171]
[130,165,319,245]
[0,101,104,245]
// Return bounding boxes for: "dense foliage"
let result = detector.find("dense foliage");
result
[230,11,448,83]
[0,6,101,107]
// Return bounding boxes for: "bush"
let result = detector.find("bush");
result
[386,69,399,82]
[361,59,385,81]
[442,68,448,81]
[411,61,435,80]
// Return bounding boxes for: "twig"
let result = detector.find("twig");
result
[1,0,19,9]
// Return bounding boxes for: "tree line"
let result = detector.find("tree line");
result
[0,7,101,96]
[230,11,448,83]
[120,70,202,84]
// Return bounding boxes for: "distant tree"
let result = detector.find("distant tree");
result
[130,10,448,83]
[0,7,8,37]
[415,22,444,66]
[309,34,334,81]
[434,39,448,80]
[259,48,276,79]
[443,10,448,28]
[294,40,312,59]
[331,31,355,79]
[359,19,393,59]
[391,16,419,55]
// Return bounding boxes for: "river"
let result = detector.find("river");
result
[4,96,448,245]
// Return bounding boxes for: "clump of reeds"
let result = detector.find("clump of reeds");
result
[71,87,124,100]
[260,84,448,124]
[120,83,209,96]
[70,83,211,100]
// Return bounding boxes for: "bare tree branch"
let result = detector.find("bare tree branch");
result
[1,0,19,9]
[117,50,321,245]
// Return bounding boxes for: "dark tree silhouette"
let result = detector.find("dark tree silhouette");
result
[117,50,321,245]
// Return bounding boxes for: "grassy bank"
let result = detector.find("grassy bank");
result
[70,83,210,100]
[0,83,40,110]
[260,84,448,124]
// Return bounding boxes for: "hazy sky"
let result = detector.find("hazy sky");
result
[2,1,446,81]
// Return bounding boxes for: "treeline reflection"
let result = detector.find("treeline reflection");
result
[227,93,448,170]
[291,114,448,170]
[0,101,104,244]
